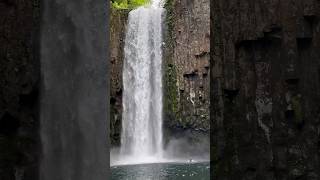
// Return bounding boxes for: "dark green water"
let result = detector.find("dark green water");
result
[111,162,210,180]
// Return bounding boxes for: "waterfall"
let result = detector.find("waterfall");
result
[40,0,108,179]
[120,0,165,163]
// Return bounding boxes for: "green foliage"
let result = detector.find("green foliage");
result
[111,0,151,9]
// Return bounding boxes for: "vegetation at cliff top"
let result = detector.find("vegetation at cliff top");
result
[111,0,151,9]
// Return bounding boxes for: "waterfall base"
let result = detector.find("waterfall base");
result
[110,148,209,166]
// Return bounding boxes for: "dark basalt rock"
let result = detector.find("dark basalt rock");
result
[110,9,130,146]
[163,0,210,132]
[212,0,320,179]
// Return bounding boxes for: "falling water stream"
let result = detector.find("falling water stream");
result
[40,1,108,180]
[119,0,165,164]
[112,2,210,174]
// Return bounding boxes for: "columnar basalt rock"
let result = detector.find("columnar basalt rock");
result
[163,0,210,132]
[212,0,320,179]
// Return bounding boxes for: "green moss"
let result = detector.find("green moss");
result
[111,0,151,9]
[163,63,180,122]
[164,0,175,47]
[163,0,180,124]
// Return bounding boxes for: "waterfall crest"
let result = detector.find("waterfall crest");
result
[119,0,165,164]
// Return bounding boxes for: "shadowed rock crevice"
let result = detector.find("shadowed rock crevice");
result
[110,9,130,146]
[0,0,40,179]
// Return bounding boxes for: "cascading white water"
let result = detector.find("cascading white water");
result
[120,0,165,163]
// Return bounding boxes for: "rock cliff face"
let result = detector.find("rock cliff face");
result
[0,0,40,179]
[163,0,210,132]
[110,9,129,146]
[212,0,320,179]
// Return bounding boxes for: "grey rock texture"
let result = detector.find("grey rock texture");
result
[212,0,320,179]
[0,0,40,179]
[163,0,210,132]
